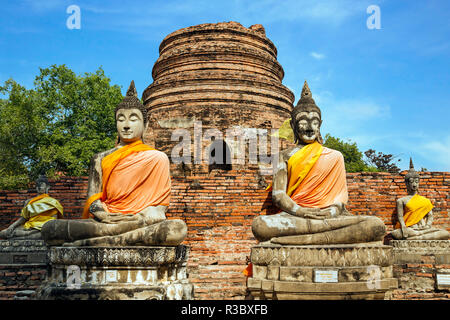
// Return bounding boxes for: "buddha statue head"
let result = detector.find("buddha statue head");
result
[405,158,420,194]
[115,81,148,144]
[290,81,323,145]
[36,174,50,195]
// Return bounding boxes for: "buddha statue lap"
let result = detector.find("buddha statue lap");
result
[41,81,187,246]
[390,159,449,240]
[0,175,63,240]
[252,81,386,245]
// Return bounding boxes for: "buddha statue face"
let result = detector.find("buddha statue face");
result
[116,108,146,144]
[36,181,49,194]
[406,177,420,193]
[291,110,322,145]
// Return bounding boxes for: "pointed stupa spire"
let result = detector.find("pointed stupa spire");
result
[115,80,148,125]
[126,80,138,97]
[405,157,420,180]
[293,79,321,118]
[301,80,312,99]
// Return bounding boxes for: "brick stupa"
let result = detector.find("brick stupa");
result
[142,22,295,299]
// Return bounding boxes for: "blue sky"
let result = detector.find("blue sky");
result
[1,0,449,171]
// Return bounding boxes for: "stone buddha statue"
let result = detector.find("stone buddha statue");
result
[252,81,386,245]
[390,159,449,240]
[41,81,187,246]
[0,175,63,240]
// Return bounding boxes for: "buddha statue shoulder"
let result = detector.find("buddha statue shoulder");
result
[390,159,449,240]
[252,81,386,245]
[0,175,63,240]
[41,81,187,246]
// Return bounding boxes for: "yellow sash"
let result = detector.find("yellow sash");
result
[21,194,63,230]
[82,140,155,219]
[395,194,433,229]
[266,141,323,195]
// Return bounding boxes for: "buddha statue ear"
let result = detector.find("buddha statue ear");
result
[317,132,324,144]
[316,118,324,144]
[142,120,149,140]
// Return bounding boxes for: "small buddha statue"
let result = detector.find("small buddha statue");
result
[0,175,63,240]
[390,159,449,240]
[41,81,187,246]
[252,81,386,245]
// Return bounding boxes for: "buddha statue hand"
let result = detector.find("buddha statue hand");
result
[100,211,144,224]
[4,227,15,239]
[294,202,348,220]
[401,227,411,239]
[90,201,144,224]
[299,207,332,220]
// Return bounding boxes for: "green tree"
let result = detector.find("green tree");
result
[0,65,123,189]
[323,134,377,173]
[364,149,401,173]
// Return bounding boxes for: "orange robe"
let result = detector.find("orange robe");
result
[82,140,171,218]
[290,146,348,208]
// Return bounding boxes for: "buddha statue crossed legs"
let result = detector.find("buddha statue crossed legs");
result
[252,81,385,245]
[41,81,187,246]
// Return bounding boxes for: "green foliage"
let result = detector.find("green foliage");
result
[323,134,377,173]
[364,149,401,173]
[0,65,123,189]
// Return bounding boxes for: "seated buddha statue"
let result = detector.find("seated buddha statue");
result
[252,81,386,245]
[0,175,63,240]
[41,81,187,246]
[390,159,449,240]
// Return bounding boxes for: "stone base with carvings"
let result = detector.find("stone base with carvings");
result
[390,240,450,264]
[389,240,450,298]
[247,243,398,300]
[35,245,194,300]
[0,239,48,265]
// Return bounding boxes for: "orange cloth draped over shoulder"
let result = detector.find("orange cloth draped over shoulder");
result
[290,144,348,208]
[267,142,348,208]
[395,194,433,229]
[82,140,171,219]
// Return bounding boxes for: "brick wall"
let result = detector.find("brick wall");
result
[390,263,450,300]
[0,171,448,299]
[0,265,47,300]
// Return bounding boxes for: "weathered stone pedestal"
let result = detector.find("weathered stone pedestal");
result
[35,245,194,300]
[389,240,450,299]
[247,243,398,300]
[0,240,49,300]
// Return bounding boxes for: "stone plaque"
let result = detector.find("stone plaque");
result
[314,270,338,283]
[13,254,28,263]
[105,270,118,282]
[436,274,450,286]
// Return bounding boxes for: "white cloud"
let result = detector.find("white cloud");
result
[315,90,391,122]
[72,0,372,34]
[310,52,326,60]
[416,136,450,170]
[240,0,370,25]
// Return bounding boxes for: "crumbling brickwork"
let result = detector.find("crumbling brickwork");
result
[0,171,448,299]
